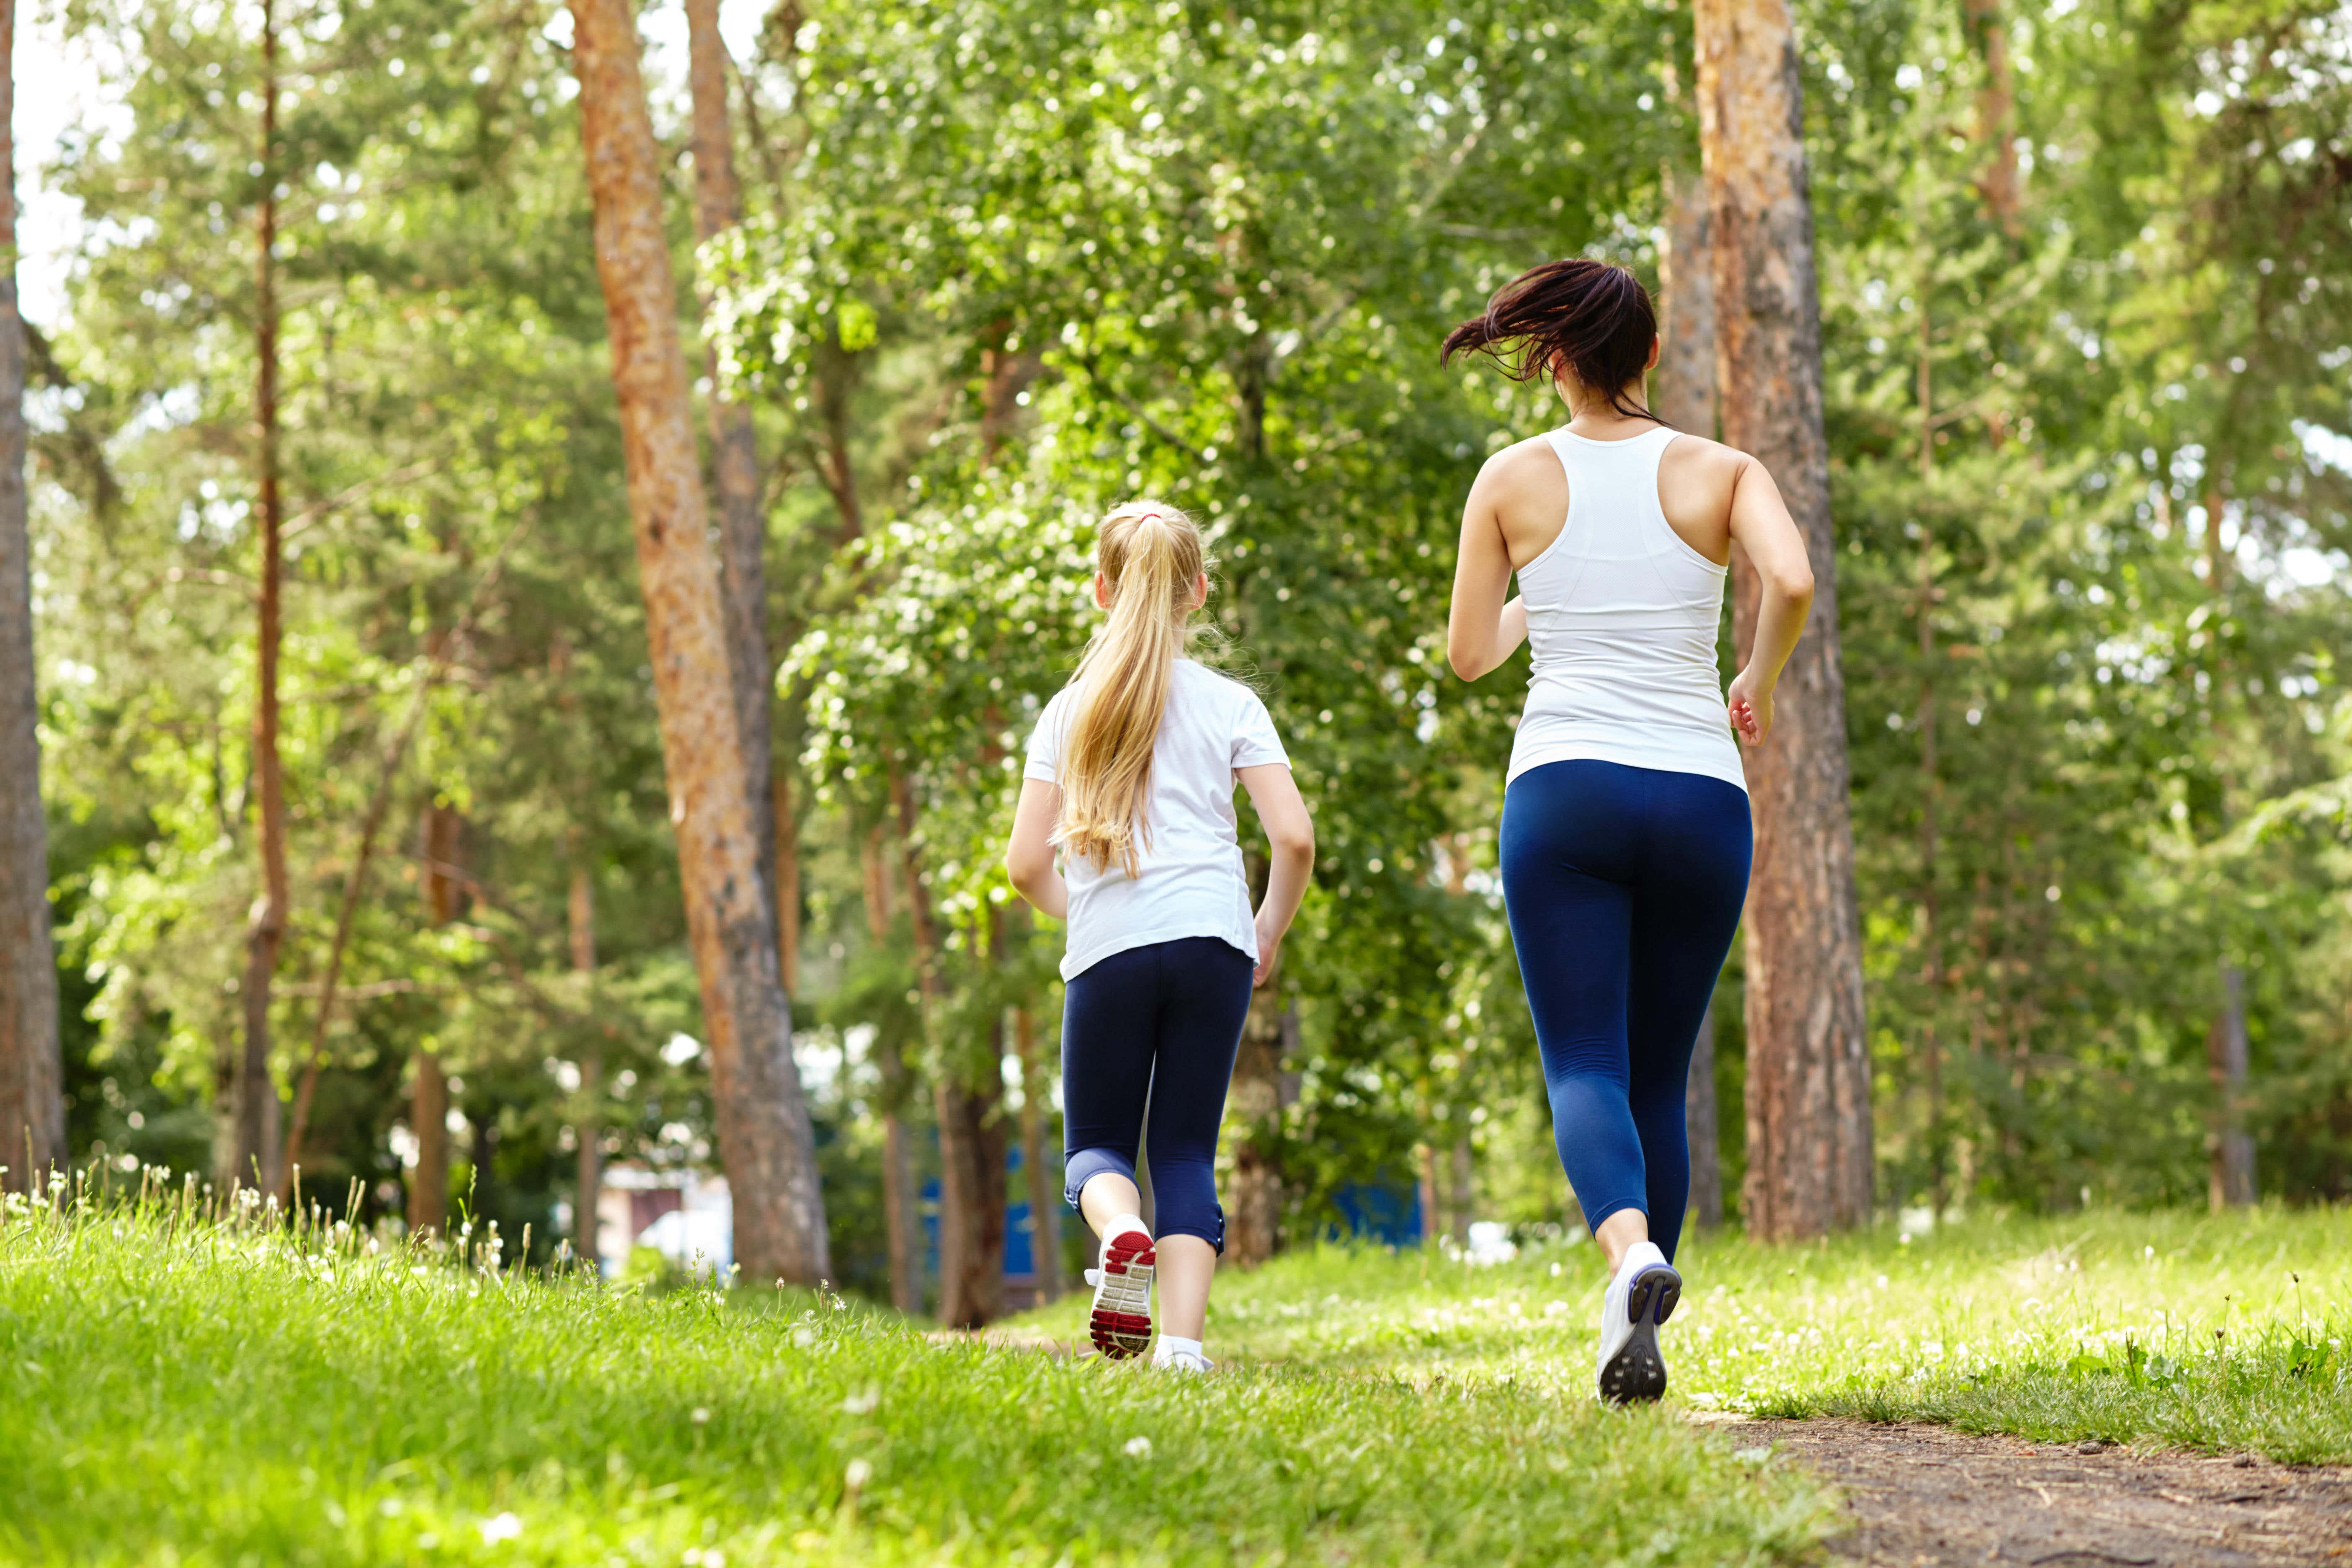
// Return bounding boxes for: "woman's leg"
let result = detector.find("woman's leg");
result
[1501,763,1650,1246]
[1623,774,1753,1263]
[1140,938,1255,1343]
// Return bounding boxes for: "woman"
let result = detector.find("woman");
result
[1441,258,1816,1403]
[1004,500,1315,1372]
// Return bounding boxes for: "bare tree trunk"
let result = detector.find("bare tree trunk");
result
[860,823,919,1313]
[934,1023,1008,1329]
[568,0,828,1284]
[1653,162,1719,438]
[406,802,461,1239]
[1012,1004,1061,1301]
[1695,0,1874,1240]
[571,860,603,1269]
[228,0,288,1197]
[1224,976,1285,1267]
[0,3,62,1194]
[1417,1141,1440,1248]
[1449,1137,1475,1243]
[685,0,777,929]
[1963,0,2022,235]
[1915,248,1948,1218]
[2208,963,2256,1209]
[774,773,799,995]
[1685,999,1724,1232]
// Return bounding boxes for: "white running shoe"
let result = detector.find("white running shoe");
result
[1594,1240,1681,1405]
[1085,1218,1155,1359]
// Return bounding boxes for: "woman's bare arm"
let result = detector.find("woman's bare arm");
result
[1237,763,1314,987]
[1003,778,1067,920]
[1722,457,1816,745]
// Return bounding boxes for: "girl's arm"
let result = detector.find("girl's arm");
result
[1721,457,1816,746]
[1003,779,1068,920]
[1237,763,1315,987]
[1446,459,1529,681]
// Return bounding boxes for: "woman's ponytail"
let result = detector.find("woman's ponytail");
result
[1056,500,1208,878]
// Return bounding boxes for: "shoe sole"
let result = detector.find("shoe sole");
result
[1088,1233,1155,1359]
[1599,1263,1681,1406]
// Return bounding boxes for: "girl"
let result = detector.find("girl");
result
[1441,259,1816,1403]
[1005,500,1314,1372]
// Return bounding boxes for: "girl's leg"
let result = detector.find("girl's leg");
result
[1500,763,1645,1244]
[1623,774,1752,1264]
[1060,945,1160,1230]
[1140,937,1255,1343]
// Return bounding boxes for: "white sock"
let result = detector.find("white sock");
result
[1154,1335,1204,1363]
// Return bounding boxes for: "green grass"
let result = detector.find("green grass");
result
[8,1194,2347,1568]
[0,1187,1832,1567]
[1015,1206,2352,1465]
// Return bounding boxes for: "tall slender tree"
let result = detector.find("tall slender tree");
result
[685,0,779,936]
[0,0,63,1193]
[1694,0,1873,1238]
[567,0,828,1283]
[227,0,288,1195]
[570,859,603,1263]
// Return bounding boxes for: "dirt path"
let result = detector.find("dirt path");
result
[1726,1418,2352,1567]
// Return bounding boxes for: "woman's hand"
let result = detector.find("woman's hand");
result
[1727,666,1775,747]
[1252,911,1284,988]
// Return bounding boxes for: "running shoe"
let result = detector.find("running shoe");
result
[1594,1240,1681,1405]
[1084,1221,1155,1359]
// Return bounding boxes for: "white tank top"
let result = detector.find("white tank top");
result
[1506,425,1748,793]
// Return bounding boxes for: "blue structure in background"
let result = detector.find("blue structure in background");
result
[921,1142,1068,1302]
[1329,1179,1423,1247]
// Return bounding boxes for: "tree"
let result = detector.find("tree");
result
[0,0,62,1192]
[1693,0,1873,1237]
[566,0,827,1284]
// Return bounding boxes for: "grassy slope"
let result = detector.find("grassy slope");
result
[1014,1207,2352,1464]
[0,1203,1832,1567]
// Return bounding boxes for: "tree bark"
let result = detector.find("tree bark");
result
[934,1023,1008,1329]
[406,802,462,1239]
[1224,976,1286,1267]
[1963,0,2022,235]
[1012,1004,1061,1301]
[1695,0,1875,1240]
[685,0,777,934]
[774,772,799,995]
[568,0,828,1284]
[0,0,63,1194]
[1686,999,1724,1232]
[860,823,919,1313]
[571,860,604,1269]
[2208,962,2256,1209]
[227,0,288,1197]
[1653,161,1719,438]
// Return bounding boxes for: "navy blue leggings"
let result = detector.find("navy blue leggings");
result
[1500,760,1751,1262]
[1061,936,1255,1253]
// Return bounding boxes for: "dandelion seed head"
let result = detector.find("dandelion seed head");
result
[1124,1436,1153,1457]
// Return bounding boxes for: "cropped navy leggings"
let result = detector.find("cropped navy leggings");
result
[1061,935,1254,1253]
[1500,759,1751,1263]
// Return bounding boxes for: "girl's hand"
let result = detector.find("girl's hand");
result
[1252,911,1284,988]
[1727,667,1776,747]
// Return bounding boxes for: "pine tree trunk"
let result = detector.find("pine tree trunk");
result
[1224,976,1285,1267]
[685,0,777,931]
[2208,964,2257,1208]
[1685,1000,1723,1232]
[228,0,288,1196]
[0,2,63,1194]
[1963,0,2022,235]
[1654,161,1719,438]
[1012,1004,1061,1301]
[407,802,461,1240]
[571,860,603,1269]
[1694,0,1875,1240]
[569,0,828,1284]
[861,823,919,1313]
[934,1040,1008,1330]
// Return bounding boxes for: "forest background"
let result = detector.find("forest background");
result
[6,0,2350,1320]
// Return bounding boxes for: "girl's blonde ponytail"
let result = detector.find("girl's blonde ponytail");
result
[1056,500,1208,878]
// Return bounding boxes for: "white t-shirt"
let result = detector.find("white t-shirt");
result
[1023,659,1290,981]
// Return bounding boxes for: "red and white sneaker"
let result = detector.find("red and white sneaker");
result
[1084,1219,1155,1359]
